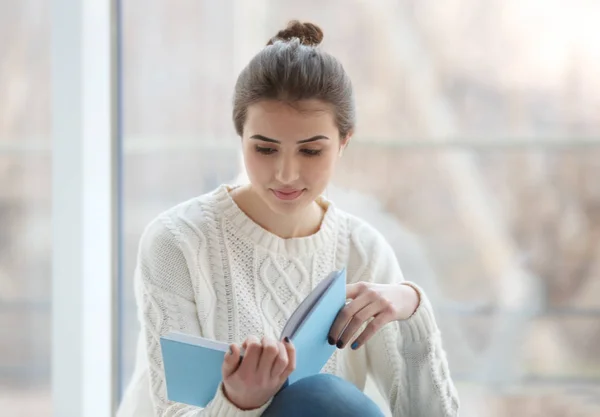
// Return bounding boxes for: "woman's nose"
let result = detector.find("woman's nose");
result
[275,155,300,184]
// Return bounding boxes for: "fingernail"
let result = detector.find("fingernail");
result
[351,341,359,350]
[284,337,290,344]
[228,346,233,355]
[327,336,335,345]
[336,340,343,349]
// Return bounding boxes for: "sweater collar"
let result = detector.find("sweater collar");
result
[211,184,338,257]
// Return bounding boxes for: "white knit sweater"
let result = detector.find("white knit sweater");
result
[117,184,460,417]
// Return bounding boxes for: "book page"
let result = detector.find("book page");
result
[163,332,229,352]
[279,270,341,340]
[163,332,247,357]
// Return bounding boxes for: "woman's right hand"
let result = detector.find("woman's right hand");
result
[221,335,296,410]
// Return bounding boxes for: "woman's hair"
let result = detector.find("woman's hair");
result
[232,20,355,139]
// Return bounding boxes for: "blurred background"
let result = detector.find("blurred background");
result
[2,0,600,416]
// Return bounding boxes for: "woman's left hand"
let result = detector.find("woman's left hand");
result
[328,282,420,350]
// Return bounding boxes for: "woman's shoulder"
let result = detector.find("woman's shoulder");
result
[335,207,388,249]
[138,185,229,253]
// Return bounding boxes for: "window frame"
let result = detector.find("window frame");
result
[51,0,120,416]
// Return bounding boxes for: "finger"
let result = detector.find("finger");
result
[241,335,260,350]
[237,335,261,374]
[329,290,376,345]
[336,298,384,349]
[222,344,241,378]
[241,334,261,350]
[270,341,289,378]
[346,281,368,300]
[257,336,280,377]
[352,312,391,350]
[281,337,296,379]
[241,338,251,350]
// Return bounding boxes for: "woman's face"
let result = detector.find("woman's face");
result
[241,99,348,216]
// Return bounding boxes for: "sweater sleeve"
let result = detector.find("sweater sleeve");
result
[134,216,272,417]
[349,224,460,417]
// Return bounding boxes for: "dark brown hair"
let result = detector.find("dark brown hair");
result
[232,20,355,139]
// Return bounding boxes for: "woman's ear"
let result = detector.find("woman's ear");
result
[339,131,353,157]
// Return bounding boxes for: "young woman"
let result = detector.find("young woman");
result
[118,20,459,417]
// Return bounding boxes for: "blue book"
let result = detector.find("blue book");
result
[160,268,347,408]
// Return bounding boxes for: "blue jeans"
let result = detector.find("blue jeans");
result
[262,374,385,417]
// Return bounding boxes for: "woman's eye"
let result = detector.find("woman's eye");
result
[301,148,322,157]
[255,146,277,155]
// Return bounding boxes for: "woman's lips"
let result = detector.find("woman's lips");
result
[271,189,305,200]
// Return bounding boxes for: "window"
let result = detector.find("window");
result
[117,1,600,415]
[0,1,52,415]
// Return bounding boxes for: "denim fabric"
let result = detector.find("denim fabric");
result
[262,374,385,417]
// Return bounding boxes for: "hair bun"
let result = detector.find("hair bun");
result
[267,20,324,46]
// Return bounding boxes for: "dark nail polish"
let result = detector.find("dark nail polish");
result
[336,340,343,349]
[284,337,290,343]
[328,336,335,345]
[351,341,359,350]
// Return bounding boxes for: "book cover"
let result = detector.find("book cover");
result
[160,268,347,407]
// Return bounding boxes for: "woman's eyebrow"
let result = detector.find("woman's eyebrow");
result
[250,134,330,144]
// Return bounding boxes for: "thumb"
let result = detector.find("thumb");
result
[222,344,241,378]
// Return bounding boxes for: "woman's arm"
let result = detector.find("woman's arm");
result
[135,215,270,417]
[348,224,460,417]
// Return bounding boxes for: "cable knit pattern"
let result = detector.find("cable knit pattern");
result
[117,184,459,417]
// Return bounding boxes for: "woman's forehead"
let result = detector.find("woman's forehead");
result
[245,100,337,131]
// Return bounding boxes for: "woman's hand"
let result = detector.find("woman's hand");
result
[328,282,420,350]
[221,335,296,410]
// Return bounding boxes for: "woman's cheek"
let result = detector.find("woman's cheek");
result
[306,157,335,184]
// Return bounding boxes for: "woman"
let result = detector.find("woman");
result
[118,20,459,417]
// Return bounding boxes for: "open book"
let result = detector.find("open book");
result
[160,268,347,407]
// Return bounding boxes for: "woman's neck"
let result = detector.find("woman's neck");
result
[230,185,325,239]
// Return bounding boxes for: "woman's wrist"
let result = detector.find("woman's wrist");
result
[215,382,273,415]
[400,281,421,319]
[222,383,268,411]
